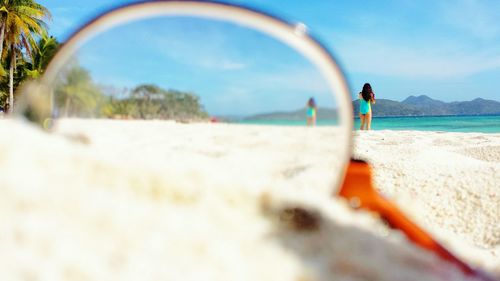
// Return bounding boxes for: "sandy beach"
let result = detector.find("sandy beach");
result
[353,130,500,272]
[0,118,498,280]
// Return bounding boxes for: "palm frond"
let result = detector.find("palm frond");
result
[20,34,32,59]
[0,63,7,77]
[16,6,46,19]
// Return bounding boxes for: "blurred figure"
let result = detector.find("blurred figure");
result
[306,97,317,126]
[359,83,376,130]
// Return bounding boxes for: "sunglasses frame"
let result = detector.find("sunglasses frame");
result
[35,0,354,193]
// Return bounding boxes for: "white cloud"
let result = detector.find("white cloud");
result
[440,0,500,40]
[47,6,96,40]
[317,0,500,80]
[207,66,333,115]
[141,25,249,72]
[217,61,247,71]
[329,34,500,79]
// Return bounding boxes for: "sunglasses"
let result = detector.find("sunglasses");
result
[10,1,496,280]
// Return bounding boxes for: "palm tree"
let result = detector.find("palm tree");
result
[24,31,59,79]
[54,61,103,117]
[0,0,50,113]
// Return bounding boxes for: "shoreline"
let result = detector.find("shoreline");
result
[361,113,500,118]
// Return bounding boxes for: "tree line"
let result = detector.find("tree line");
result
[0,1,208,121]
[54,62,209,121]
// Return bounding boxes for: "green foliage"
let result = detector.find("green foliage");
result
[0,34,59,109]
[103,84,209,120]
[0,0,51,60]
[54,61,104,117]
[101,99,138,118]
[0,63,6,108]
[54,63,209,121]
[23,32,59,79]
[0,0,52,111]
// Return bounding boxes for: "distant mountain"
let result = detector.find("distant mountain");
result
[355,95,500,117]
[446,98,500,115]
[244,107,337,121]
[399,95,449,115]
[402,95,446,106]
[242,95,500,120]
[353,99,421,116]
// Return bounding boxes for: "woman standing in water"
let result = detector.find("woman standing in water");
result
[359,83,376,130]
[306,97,317,126]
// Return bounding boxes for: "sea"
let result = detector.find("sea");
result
[240,115,500,133]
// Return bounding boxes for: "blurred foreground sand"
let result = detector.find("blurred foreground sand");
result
[0,119,498,280]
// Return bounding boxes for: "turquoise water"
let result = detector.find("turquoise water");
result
[359,115,500,133]
[241,115,500,133]
[240,119,338,127]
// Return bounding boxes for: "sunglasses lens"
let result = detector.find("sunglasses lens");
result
[19,8,351,196]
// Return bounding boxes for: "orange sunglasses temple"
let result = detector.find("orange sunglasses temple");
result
[337,159,495,280]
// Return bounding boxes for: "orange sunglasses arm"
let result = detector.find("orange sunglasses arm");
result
[338,159,495,280]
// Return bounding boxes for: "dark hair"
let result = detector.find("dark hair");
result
[361,83,373,102]
[308,97,316,107]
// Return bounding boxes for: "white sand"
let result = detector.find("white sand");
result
[0,118,498,280]
[353,130,500,271]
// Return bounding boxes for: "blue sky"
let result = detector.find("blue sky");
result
[39,0,500,115]
[71,17,332,115]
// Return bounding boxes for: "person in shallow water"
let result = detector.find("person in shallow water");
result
[359,83,376,130]
[306,97,317,126]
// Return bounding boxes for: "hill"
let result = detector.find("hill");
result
[353,99,421,116]
[242,95,500,120]
[356,95,500,117]
[244,107,337,121]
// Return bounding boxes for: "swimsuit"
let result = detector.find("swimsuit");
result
[360,98,371,115]
[307,107,316,117]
